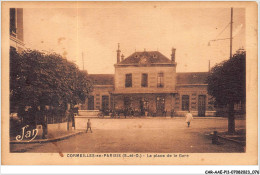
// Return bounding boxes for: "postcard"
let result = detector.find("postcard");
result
[1,1,258,165]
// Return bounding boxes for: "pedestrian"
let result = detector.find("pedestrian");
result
[185,110,193,127]
[117,110,121,119]
[112,110,115,118]
[171,109,175,118]
[131,108,134,118]
[86,119,92,133]
[124,108,127,119]
[73,105,79,116]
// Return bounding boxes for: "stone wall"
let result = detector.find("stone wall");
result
[47,122,71,134]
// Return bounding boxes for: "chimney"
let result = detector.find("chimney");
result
[117,43,121,63]
[121,54,125,61]
[171,47,176,62]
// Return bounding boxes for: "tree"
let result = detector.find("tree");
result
[207,51,246,134]
[10,48,93,126]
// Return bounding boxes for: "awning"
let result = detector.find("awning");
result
[111,89,177,95]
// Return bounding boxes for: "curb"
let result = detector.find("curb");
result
[79,116,227,119]
[10,131,83,144]
[217,135,246,146]
[206,131,245,146]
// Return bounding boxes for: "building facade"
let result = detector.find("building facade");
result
[10,8,25,52]
[84,45,216,117]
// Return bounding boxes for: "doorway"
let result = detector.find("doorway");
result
[198,95,206,116]
[87,96,94,110]
[102,95,109,115]
[156,96,165,116]
[140,98,149,116]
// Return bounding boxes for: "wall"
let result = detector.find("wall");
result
[114,66,176,93]
[16,8,24,42]
[47,122,69,134]
[84,85,114,110]
[113,94,174,116]
[78,110,100,116]
[86,83,216,116]
[10,8,25,52]
[175,84,216,116]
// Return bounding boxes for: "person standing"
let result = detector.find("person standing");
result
[124,107,127,119]
[131,108,134,118]
[171,109,175,118]
[185,110,193,127]
[86,119,92,133]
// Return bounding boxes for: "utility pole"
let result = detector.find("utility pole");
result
[82,52,84,70]
[228,7,235,134]
[230,7,233,59]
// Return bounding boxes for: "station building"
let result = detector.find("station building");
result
[84,45,216,117]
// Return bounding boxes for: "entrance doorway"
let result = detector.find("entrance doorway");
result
[102,95,109,115]
[140,98,149,116]
[198,95,206,116]
[156,96,165,116]
[88,96,94,110]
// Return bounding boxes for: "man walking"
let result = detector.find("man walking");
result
[86,119,92,133]
[185,110,193,127]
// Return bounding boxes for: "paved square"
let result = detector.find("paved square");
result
[11,118,245,153]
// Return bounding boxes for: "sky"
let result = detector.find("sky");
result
[23,6,245,74]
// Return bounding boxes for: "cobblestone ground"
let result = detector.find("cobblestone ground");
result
[11,118,246,153]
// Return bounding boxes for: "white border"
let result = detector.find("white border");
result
[1,0,259,174]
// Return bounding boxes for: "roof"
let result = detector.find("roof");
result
[176,72,209,85]
[119,51,172,64]
[88,72,209,86]
[88,74,114,85]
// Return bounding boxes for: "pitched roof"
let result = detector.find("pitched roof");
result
[176,72,209,84]
[88,74,114,85]
[119,51,172,64]
[88,72,209,86]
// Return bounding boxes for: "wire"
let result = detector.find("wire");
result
[215,22,230,39]
[210,37,230,42]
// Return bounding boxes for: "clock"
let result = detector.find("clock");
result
[139,56,148,64]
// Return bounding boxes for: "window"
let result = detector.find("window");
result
[182,95,190,111]
[125,74,132,87]
[157,72,164,88]
[141,73,148,87]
